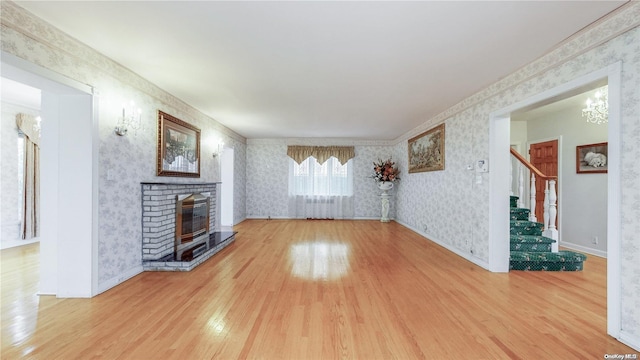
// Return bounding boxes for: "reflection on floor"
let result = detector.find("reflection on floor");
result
[290,242,349,280]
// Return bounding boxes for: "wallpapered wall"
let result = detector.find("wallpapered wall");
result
[246,139,397,219]
[2,0,639,346]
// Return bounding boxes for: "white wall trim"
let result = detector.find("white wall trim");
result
[561,241,607,259]
[618,331,640,353]
[489,114,511,273]
[97,266,143,295]
[395,219,491,270]
[605,61,622,339]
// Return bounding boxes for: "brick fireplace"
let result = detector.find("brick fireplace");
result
[141,182,235,271]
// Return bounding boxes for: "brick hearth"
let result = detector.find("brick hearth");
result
[140,182,235,271]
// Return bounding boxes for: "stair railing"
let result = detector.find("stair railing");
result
[510,148,559,252]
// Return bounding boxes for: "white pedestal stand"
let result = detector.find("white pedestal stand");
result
[378,181,394,223]
[380,194,391,222]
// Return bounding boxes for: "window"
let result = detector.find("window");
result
[289,157,353,196]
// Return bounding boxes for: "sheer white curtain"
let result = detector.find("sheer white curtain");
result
[288,157,354,219]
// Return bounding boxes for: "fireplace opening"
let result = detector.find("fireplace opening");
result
[176,193,210,260]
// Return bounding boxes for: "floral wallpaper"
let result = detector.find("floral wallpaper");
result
[245,140,396,219]
[2,0,639,346]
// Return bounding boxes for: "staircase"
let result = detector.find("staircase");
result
[509,196,587,271]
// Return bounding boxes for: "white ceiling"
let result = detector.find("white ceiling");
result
[12,1,627,140]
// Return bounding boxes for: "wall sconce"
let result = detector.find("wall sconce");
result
[115,101,142,136]
[212,138,225,158]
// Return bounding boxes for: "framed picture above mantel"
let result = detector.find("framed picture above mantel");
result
[157,110,201,177]
[408,123,445,173]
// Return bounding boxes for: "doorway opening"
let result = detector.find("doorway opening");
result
[490,62,621,338]
[2,52,98,297]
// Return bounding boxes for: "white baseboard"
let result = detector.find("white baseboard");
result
[394,219,490,270]
[619,330,640,352]
[234,216,247,225]
[561,241,607,258]
[97,265,143,295]
[245,216,385,221]
[246,215,290,220]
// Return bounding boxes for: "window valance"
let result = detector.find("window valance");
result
[287,145,355,165]
[16,113,40,146]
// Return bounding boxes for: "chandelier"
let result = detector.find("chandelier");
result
[582,86,608,124]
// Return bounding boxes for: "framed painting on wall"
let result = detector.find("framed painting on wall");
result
[408,123,445,173]
[157,110,201,177]
[576,142,607,174]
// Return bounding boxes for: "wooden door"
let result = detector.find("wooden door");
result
[529,140,558,227]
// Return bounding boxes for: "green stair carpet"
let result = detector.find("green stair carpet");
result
[509,196,587,271]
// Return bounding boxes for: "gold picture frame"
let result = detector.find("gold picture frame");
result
[408,123,445,173]
[157,110,201,177]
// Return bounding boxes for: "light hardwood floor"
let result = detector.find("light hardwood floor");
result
[1,220,636,359]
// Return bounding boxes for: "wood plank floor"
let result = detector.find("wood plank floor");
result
[1,220,636,359]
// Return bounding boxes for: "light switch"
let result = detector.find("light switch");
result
[476,159,488,173]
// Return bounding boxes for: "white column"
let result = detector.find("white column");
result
[380,194,391,222]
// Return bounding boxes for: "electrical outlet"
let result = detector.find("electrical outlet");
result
[593,236,598,244]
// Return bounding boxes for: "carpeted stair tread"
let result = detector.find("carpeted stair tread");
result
[510,234,555,244]
[510,251,587,271]
[510,220,544,235]
[510,196,519,208]
[510,235,555,251]
[510,208,530,221]
[510,219,542,227]
[510,250,587,262]
[509,261,585,271]
[511,243,552,252]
